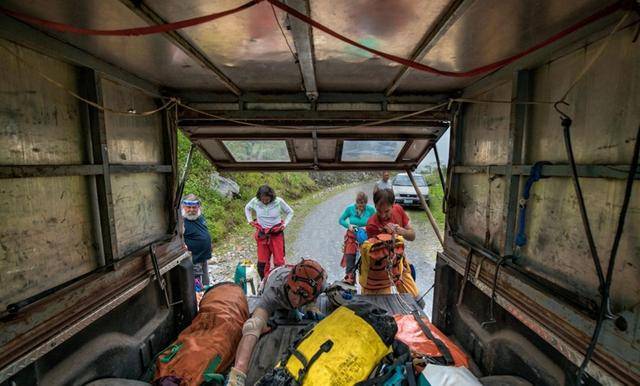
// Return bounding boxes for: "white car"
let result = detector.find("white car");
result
[391,173,429,207]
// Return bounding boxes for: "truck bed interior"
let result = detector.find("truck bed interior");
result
[0,1,638,385]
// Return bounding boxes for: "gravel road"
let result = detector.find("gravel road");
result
[207,182,441,316]
[290,183,441,316]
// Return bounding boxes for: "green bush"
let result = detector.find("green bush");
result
[423,170,446,229]
[177,132,319,242]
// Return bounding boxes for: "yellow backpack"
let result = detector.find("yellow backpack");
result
[257,302,397,386]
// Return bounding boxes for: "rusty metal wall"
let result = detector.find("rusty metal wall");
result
[521,26,640,309]
[460,80,512,165]
[101,78,164,164]
[527,28,639,165]
[520,177,640,309]
[455,81,511,252]
[99,76,169,257]
[0,41,86,165]
[0,176,97,312]
[449,24,640,382]
[0,40,178,375]
[0,40,97,312]
[111,173,169,257]
[455,174,507,254]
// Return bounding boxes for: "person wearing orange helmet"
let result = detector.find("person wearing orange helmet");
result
[226,259,327,386]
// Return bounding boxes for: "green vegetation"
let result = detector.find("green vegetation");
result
[423,169,447,229]
[178,132,319,242]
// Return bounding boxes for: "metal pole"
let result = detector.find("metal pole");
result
[406,169,444,248]
[176,143,196,206]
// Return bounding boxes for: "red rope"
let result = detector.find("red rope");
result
[0,0,262,36]
[268,0,626,78]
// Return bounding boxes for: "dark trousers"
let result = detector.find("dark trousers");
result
[344,254,357,274]
[194,259,210,286]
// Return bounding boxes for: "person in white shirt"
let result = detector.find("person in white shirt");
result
[373,171,394,194]
[244,185,294,278]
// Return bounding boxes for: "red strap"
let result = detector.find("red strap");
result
[0,0,262,36]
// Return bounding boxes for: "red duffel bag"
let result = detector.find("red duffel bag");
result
[154,282,249,385]
[394,314,469,368]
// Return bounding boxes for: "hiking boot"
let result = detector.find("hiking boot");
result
[344,272,356,286]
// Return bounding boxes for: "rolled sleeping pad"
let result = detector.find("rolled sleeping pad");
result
[154,282,249,385]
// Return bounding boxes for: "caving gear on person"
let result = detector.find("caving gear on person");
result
[154,283,249,386]
[256,302,398,386]
[359,234,419,298]
[339,203,376,229]
[245,195,294,228]
[341,227,367,285]
[286,259,327,305]
[326,281,357,308]
[355,227,368,245]
[339,198,375,285]
[246,187,294,279]
[231,261,328,385]
[366,203,411,240]
[251,221,287,279]
[253,261,327,316]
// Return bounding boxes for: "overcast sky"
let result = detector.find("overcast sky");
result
[419,128,450,168]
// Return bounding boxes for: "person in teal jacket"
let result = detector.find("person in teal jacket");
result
[338,191,376,285]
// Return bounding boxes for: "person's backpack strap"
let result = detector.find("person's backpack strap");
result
[354,352,410,386]
[410,311,454,365]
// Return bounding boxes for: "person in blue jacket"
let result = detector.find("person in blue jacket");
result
[338,191,375,285]
[182,194,212,286]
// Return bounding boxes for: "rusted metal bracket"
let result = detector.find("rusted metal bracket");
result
[457,249,473,306]
[149,244,171,308]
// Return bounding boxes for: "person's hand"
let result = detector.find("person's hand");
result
[383,223,398,234]
[348,224,355,232]
[226,367,246,386]
[304,310,326,321]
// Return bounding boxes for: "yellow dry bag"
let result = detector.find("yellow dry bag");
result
[257,302,398,386]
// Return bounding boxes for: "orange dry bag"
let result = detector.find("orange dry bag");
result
[154,282,249,385]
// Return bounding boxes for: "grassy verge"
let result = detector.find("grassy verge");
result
[423,171,446,229]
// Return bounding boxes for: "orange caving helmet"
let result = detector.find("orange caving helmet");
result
[286,259,326,302]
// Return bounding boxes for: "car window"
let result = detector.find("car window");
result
[393,175,426,186]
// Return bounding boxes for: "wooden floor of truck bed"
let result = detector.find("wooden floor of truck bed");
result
[245,294,425,384]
